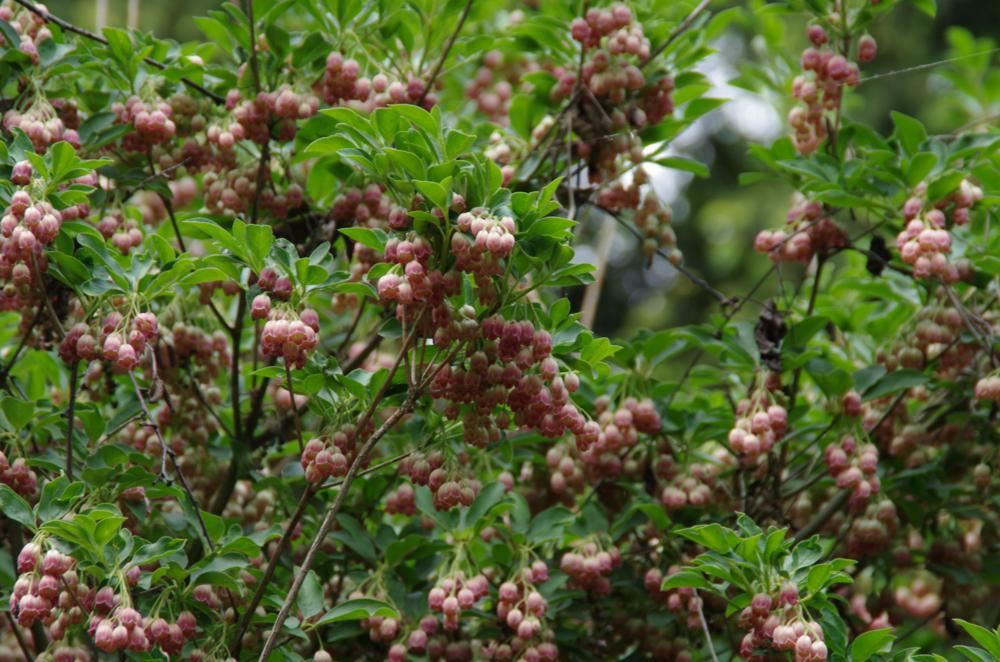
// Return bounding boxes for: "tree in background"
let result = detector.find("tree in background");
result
[0,0,998,661]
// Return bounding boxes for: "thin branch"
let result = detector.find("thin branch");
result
[579,212,618,329]
[129,372,215,552]
[694,589,720,662]
[0,305,42,386]
[11,0,225,104]
[4,612,34,661]
[230,487,314,656]
[418,0,474,106]
[64,363,79,480]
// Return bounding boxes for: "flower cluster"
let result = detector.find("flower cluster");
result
[895,179,980,281]
[113,96,177,151]
[318,52,435,111]
[754,196,846,263]
[789,24,863,155]
[427,573,489,631]
[825,434,880,506]
[0,449,38,499]
[727,394,788,464]
[300,422,372,484]
[560,541,620,595]
[0,0,53,63]
[58,311,158,373]
[1,190,64,290]
[568,5,649,105]
[10,544,74,627]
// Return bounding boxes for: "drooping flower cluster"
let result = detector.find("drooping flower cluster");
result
[10,544,73,627]
[825,434,880,506]
[426,573,490,631]
[567,5,649,105]
[112,95,177,151]
[789,24,863,155]
[754,196,846,263]
[0,0,53,63]
[727,394,788,464]
[300,422,373,484]
[560,540,620,595]
[655,445,728,512]
[1,189,63,291]
[736,586,829,661]
[210,86,318,149]
[397,449,483,511]
[59,311,159,373]
[484,566,556,659]
[895,179,980,282]
[202,166,303,218]
[645,566,703,630]
[0,449,38,499]
[318,52,435,111]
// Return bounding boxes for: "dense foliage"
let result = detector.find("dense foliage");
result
[0,0,998,660]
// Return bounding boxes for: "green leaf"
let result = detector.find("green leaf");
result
[413,180,449,212]
[655,156,709,178]
[131,537,188,567]
[661,570,713,591]
[891,111,927,155]
[952,620,1000,659]
[339,227,388,253]
[314,598,398,626]
[862,369,928,401]
[0,485,35,529]
[911,0,936,18]
[297,570,326,619]
[676,523,738,554]
[850,628,896,662]
[0,397,34,429]
[463,482,507,527]
[527,506,573,543]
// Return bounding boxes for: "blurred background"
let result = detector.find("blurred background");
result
[44,0,1000,338]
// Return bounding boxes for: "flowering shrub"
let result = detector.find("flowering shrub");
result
[0,0,998,661]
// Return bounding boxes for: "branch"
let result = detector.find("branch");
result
[589,203,733,305]
[129,372,215,552]
[418,0,473,106]
[0,305,42,387]
[3,612,34,661]
[230,487,313,656]
[793,488,850,543]
[64,363,79,480]
[642,0,712,70]
[579,212,618,329]
[11,0,225,104]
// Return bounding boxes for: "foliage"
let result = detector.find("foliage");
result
[0,0,996,661]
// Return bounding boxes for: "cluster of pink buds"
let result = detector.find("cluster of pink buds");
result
[736,585,828,661]
[974,374,1000,402]
[560,542,620,595]
[376,236,456,307]
[113,96,176,151]
[58,311,158,372]
[845,499,899,557]
[633,186,679,262]
[645,566,702,629]
[825,434,880,506]
[1,190,63,288]
[0,1,53,63]
[261,310,320,369]
[398,450,482,511]
[300,422,371,484]
[755,196,846,263]
[489,568,553,656]
[384,482,416,515]
[567,5,649,105]
[450,208,517,279]
[895,180,980,281]
[318,52,436,111]
[94,211,144,255]
[728,396,787,463]
[4,99,80,152]
[894,575,942,619]
[212,87,318,149]
[0,449,37,499]
[789,24,863,155]
[430,315,588,447]
[427,573,490,631]
[465,50,516,123]
[202,166,303,218]
[10,544,73,627]
[654,446,727,511]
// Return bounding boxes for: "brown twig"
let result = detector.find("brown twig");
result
[64,363,79,480]
[418,0,474,106]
